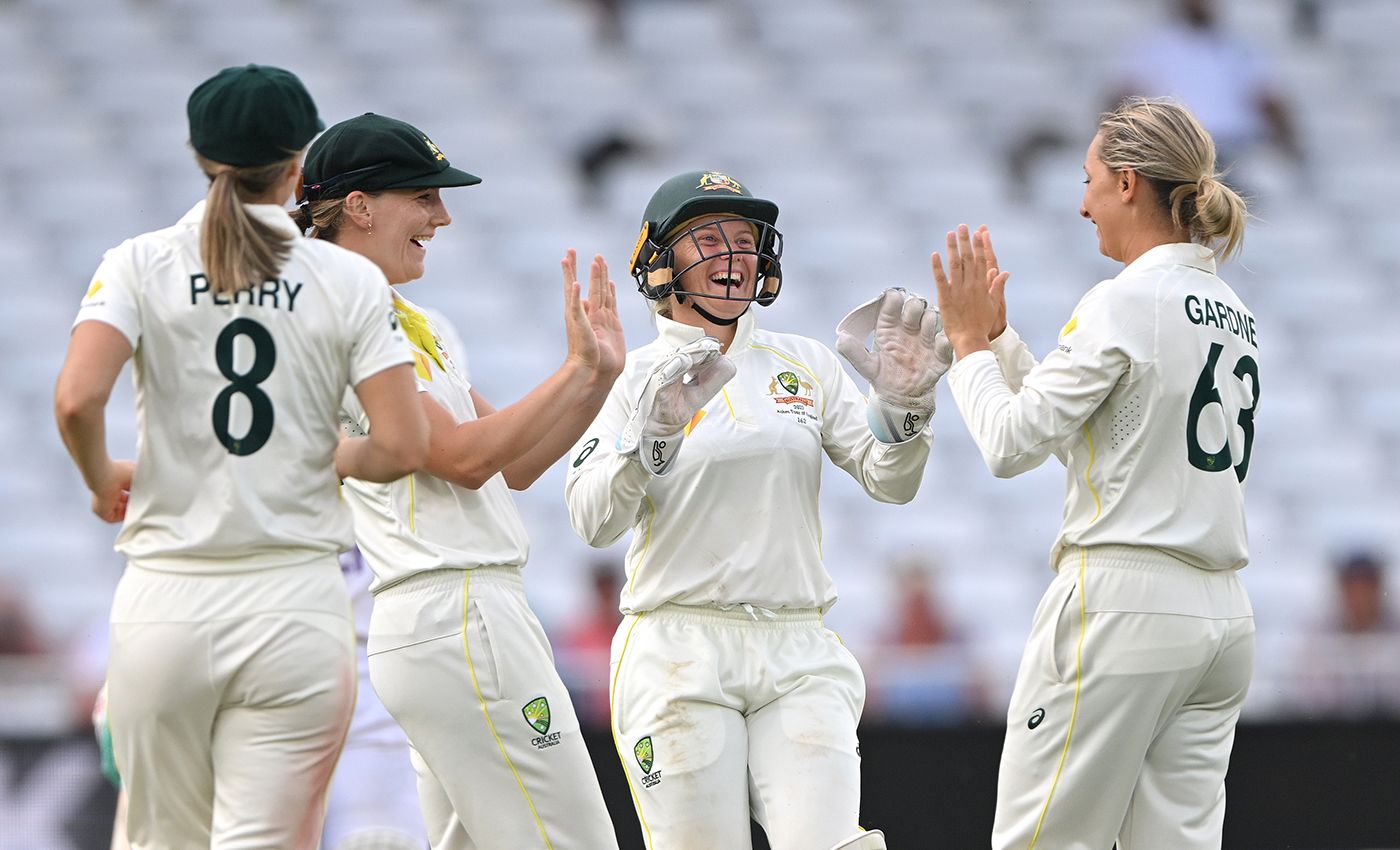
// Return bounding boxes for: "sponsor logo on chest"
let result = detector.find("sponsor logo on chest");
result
[767,370,818,426]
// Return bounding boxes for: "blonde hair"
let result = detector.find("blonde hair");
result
[1096,97,1249,261]
[196,153,297,294]
[291,197,350,241]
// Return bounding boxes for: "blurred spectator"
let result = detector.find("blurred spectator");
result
[0,580,44,656]
[1110,0,1302,169]
[1007,0,1302,200]
[1331,550,1396,634]
[864,558,991,724]
[556,558,625,727]
[1293,550,1400,717]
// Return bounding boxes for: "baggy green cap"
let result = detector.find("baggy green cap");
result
[301,113,481,201]
[187,64,323,167]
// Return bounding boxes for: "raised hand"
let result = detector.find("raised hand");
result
[836,288,950,442]
[647,339,735,435]
[583,253,626,379]
[837,288,947,407]
[561,249,601,370]
[931,224,1010,356]
[562,250,627,379]
[975,225,1009,339]
[616,337,736,475]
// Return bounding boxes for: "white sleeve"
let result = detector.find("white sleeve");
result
[346,263,413,387]
[564,372,651,548]
[988,324,1038,392]
[948,287,1132,479]
[822,347,932,505]
[73,241,142,347]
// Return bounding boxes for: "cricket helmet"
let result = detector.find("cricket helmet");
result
[628,171,783,309]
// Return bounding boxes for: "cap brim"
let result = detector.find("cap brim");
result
[675,195,778,227]
[383,165,482,190]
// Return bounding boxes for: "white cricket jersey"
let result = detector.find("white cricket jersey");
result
[565,311,933,614]
[72,201,410,572]
[949,243,1260,572]
[340,293,529,593]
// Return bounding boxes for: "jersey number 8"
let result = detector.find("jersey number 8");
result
[1186,341,1259,483]
[211,318,276,456]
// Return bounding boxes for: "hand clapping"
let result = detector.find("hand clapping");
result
[931,224,1010,358]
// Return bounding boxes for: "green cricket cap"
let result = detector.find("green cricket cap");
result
[301,113,481,202]
[187,64,323,167]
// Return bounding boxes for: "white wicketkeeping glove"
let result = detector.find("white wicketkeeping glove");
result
[835,287,953,444]
[617,337,737,475]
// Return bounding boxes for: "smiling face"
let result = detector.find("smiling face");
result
[668,215,760,322]
[1079,132,1129,262]
[355,187,452,284]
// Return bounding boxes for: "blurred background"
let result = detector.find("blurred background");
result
[2,0,1398,846]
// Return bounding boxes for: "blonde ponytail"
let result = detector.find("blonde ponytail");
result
[196,154,297,294]
[1097,97,1249,262]
[293,198,351,242]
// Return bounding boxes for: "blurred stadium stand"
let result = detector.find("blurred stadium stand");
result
[2,0,1398,846]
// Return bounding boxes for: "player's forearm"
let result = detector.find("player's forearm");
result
[501,372,617,489]
[948,351,1059,478]
[55,396,116,493]
[431,360,598,489]
[989,324,1038,391]
[564,451,649,547]
[335,433,425,483]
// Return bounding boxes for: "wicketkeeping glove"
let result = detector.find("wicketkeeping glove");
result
[835,287,952,444]
[617,337,737,476]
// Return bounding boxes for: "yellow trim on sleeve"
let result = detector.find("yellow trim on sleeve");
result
[1027,550,1088,849]
[407,475,417,534]
[608,613,654,846]
[460,572,554,848]
[1060,316,1078,337]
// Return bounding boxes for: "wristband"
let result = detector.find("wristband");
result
[868,394,931,444]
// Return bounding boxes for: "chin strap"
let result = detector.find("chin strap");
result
[675,290,748,327]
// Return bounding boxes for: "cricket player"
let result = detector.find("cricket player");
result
[932,97,1258,850]
[92,551,429,850]
[54,65,429,849]
[565,171,948,850]
[322,547,429,850]
[294,113,622,850]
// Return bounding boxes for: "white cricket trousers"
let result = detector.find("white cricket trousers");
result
[321,643,426,849]
[107,558,356,850]
[367,567,619,850]
[609,604,867,850]
[992,545,1255,850]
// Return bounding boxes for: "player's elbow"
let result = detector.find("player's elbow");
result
[451,456,504,490]
[984,453,1025,479]
[53,379,106,433]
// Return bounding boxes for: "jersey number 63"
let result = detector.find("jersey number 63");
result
[1186,341,1259,483]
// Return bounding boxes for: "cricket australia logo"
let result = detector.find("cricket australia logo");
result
[767,370,817,426]
[634,736,662,787]
[523,697,560,750]
[768,371,814,405]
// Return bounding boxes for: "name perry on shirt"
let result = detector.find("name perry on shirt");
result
[1184,294,1257,348]
[190,274,303,312]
